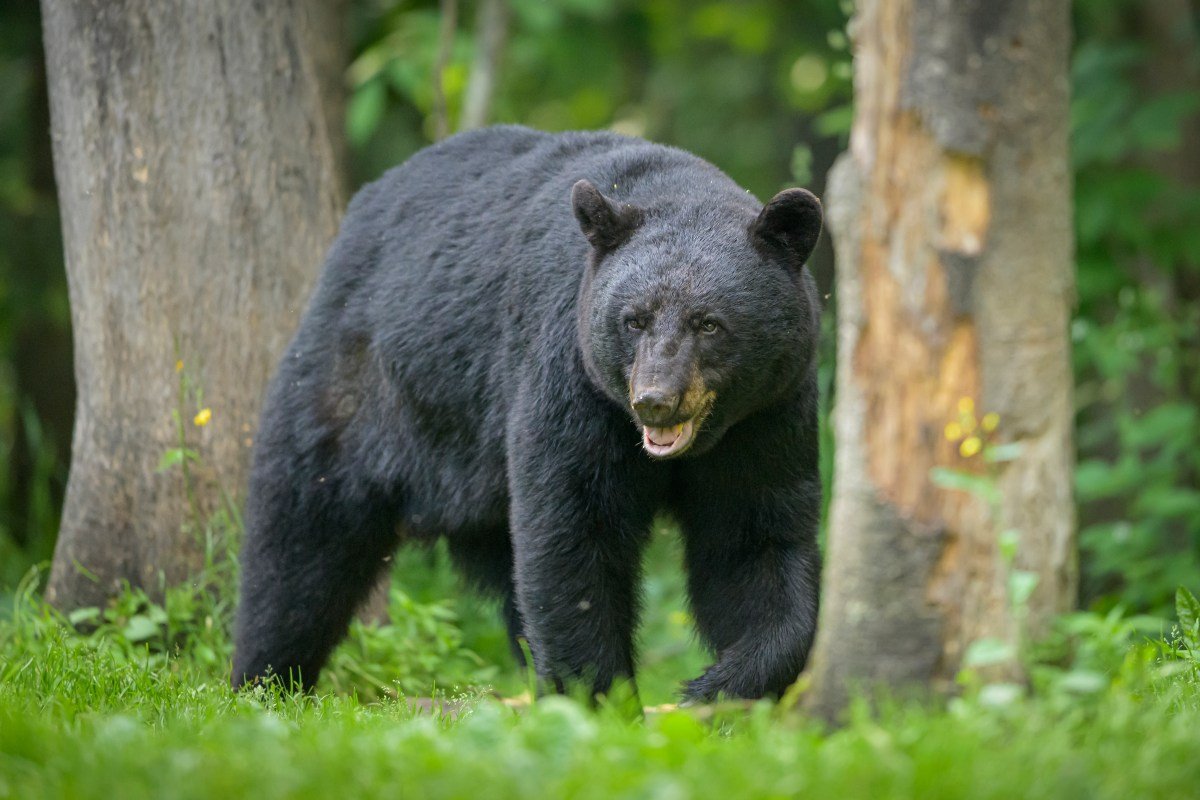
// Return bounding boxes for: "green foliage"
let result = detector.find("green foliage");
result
[1169,586,1200,689]
[0,1,70,594]
[0,404,60,591]
[347,0,851,199]
[0,438,498,703]
[323,587,499,699]
[0,0,1196,663]
[0,555,498,705]
[344,526,709,704]
[1070,3,1200,614]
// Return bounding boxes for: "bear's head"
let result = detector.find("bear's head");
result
[573,179,822,459]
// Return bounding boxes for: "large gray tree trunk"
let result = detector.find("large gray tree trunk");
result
[806,0,1076,718]
[42,0,344,609]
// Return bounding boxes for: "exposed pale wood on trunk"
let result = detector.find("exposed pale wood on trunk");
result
[806,0,1075,718]
[42,0,343,609]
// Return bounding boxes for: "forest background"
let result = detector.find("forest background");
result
[4,0,1195,618]
[0,0,1197,702]
[0,3,1199,796]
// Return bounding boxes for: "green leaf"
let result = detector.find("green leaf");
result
[813,103,853,137]
[963,637,1015,668]
[1127,91,1200,153]
[1124,403,1196,449]
[1178,586,1200,641]
[156,448,198,473]
[347,79,386,147]
[1132,487,1200,521]
[67,607,100,626]
[1056,670,1107,695]
[984,442,1023,464]
[1009,570,1040,607]
[790,144,813,186]
[930,467,1000,504]
[122,615,160,644]
[195,644,217,665]
[998,529,1021,562]
[977,682,1024,708]
[1075,457,1139,501]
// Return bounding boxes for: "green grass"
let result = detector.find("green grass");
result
[1,631,1198,799]
[2,540,1199,799]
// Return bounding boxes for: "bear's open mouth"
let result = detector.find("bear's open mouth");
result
[642,418,696,458]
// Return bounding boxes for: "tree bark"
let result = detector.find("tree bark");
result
[806,0,1075,719]
[309,0,351,198]
[42,0,344,609]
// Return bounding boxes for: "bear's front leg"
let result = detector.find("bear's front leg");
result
[507,410,655,700]
[678,479,822,702]
[509,486,652,698]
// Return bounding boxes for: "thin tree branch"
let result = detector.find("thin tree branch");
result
[432,0,458,140]
[461,0,509,130]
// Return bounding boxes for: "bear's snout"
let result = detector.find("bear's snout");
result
[631,388,680,426]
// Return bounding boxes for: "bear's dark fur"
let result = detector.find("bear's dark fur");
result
[232,126,823,702]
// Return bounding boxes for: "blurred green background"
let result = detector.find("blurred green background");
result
[0,0,1197,696]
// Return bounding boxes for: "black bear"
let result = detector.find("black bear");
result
[232,126,823,702]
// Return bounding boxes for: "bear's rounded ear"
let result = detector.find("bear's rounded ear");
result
[750,188,823,270]
[571,179,642,251]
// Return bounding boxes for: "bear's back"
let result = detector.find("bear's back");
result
[287,127,753,533]
[323,126,727,386]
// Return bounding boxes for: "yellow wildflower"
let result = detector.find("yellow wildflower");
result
[959,436,982,458]
[958,396,975,416]
[944,421,963,441]
[981,412,1000,432]
[175,360,184,373]
[193,408,212,427]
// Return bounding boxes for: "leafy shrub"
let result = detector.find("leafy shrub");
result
[1070,15,1200,614]
[0,557,498,703]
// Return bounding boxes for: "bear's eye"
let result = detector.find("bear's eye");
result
[699,317,720,334]
[625,316,645,332]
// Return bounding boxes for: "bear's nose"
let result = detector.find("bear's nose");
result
[632,389,681,425]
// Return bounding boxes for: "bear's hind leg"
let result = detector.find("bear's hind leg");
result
[232,464,399,691]
[446,532,529,666]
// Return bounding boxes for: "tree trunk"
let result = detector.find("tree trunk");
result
[42,0,344,609]
[309,0,351,197]
[806,0,1075,719]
